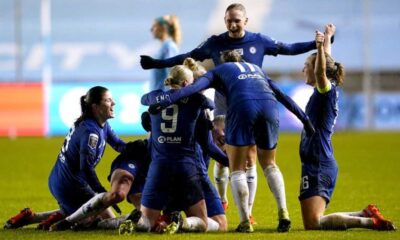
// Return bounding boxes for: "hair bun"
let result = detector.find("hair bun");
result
[183,58,197,71]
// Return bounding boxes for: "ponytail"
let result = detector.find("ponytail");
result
[74,86,109,127]
[74,95,89,127]
[157,15,182,45]
[310,52,345,86]
[183,57,206,79]
[333,62,345,86]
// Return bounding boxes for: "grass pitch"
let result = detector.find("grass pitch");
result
[0,132,399,240]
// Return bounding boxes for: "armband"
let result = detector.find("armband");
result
[317,82,332,93]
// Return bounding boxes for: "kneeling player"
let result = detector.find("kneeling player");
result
[49,139,150,231]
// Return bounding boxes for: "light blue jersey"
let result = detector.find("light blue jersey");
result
[151,39,179,91]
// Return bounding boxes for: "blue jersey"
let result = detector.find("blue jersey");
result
[300,85,339,163]
[141,89,215,163]
[191,31,280,66]
[160,31,316,70]
[151,39,179,91]
[152,31,316,115]
[50,118,126,195]
[159,62,277,110]
[153,62,282,148]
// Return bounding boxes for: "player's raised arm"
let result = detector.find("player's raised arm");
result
[314,31,330,91]
[323,23,336,55]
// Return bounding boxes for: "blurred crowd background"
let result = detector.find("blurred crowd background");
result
[1,0,399,136]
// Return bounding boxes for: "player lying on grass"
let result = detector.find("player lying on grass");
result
[298,24,396,231]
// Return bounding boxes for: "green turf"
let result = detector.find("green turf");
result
[0,132,399,240]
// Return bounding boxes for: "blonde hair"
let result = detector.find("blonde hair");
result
[213,115,225,125]
[164,65,193,88]
[309,52,345,86]
[183,58,206,79]
[156,15,182,45]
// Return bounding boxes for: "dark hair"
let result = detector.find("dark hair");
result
[221,50,242,63]
[74,86,109,127]
[226,3,246,15]
[310,52,345,86]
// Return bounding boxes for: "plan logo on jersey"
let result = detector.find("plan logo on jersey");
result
[249,46,257,54]
[238,73,264,80]
[157,136,182,144]
[88,133,99,149]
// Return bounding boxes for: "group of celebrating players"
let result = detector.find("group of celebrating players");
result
[4,3,395,235]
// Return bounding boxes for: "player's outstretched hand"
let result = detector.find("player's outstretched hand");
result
[140,55,161,69]
[304,118,316,137]
[324,23,336,38]
[148,103,163,115]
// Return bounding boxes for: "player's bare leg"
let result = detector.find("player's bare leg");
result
[301,197,396,230]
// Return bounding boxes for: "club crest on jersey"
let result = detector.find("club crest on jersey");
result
[249,46,256,54]
[128,163,135,169]
[88,133,99,149]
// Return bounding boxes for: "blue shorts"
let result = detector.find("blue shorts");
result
[48,163,94,215]
[226,99,279,149]
[108,156,139,180]
[141,160,204,211]
[298,160,338,204]
[201,174,225,217]
[108,157,146,197]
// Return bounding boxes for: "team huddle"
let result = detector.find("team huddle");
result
[4,3,395,234]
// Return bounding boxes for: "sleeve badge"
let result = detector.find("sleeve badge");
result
[88,133,99,149]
